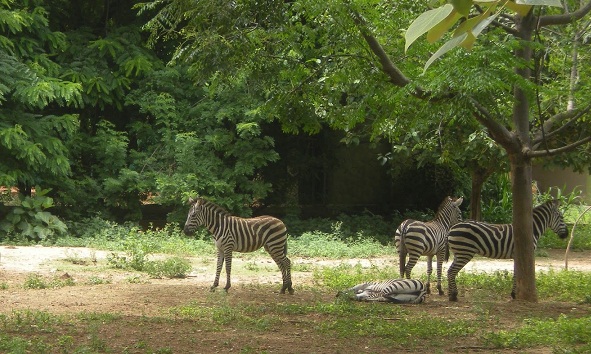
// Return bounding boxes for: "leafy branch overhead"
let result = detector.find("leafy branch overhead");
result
[405,0,564,72]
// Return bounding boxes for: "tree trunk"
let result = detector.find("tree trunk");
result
[469,167,493,221]
[509,153,536,302]
[511,11,536,302]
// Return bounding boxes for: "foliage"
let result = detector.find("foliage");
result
[127,67,281,216]
[286,211,395,244]
[145,257,193,278]
[480,173,513,223]
[0,1,81,189]
[0,189,67,241]
[485,315,591,350]
[405,0,563,71]
[289,231,388,258]
[22,274,75,290]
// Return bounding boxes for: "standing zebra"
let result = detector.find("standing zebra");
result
[395,196,463,295]
[183,197,294,294]
[447,200,568,301]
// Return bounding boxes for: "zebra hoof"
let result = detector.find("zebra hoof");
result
[511,291,516,299]
[288,288,294,295]
[449,293,458,302]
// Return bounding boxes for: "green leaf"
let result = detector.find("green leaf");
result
[405,4,454,52]
[516,0,562,7]
[423,32,468,73]
[451,0,473,17]
[427,11,463,43]
[506,1,532,15]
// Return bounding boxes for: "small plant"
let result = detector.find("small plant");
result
[23,274,75,289]
[125,275,143,284]
[23,274,48,289]
[145,257,192,278]
[0,189,68,242]
[85,276,112,285]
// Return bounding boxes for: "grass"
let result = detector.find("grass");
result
[0,216,590,352]
[1,271,590,353]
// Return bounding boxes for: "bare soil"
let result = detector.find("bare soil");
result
[1,246,590,353]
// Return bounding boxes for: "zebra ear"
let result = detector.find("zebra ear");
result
[187,196,198,205]
[453,197,463,206]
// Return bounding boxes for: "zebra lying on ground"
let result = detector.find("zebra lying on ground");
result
[183,197,294,294]
[337,279,427,304]
[395,196,463,295]
[447,199,568,301]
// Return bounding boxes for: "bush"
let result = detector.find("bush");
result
[0,189,68,242]
[145,257,192,278]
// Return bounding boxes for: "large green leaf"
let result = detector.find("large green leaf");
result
[423,32,468,73]
[405,4,454,52]
[516,0,562,7]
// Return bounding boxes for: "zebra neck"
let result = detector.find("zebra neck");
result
[532,210,548,240]
[435,213,452,227]
[205,212,231,239]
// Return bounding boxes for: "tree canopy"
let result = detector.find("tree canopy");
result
[0,0,589,264]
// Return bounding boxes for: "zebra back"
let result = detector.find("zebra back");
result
[394,196,463,256]
[183,197,288,253]
[448,199,568,259]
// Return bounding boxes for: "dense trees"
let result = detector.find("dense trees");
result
[358,0,591,301]
[0,0,589,279]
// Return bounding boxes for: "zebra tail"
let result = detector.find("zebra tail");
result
[397,223,408,277]
[444,241,450,262]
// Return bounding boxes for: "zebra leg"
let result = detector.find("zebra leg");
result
[403,254,419,278]
[266,245,294,294]
[436,250,445,295]
[511,274,516,299]
[223,249,233,292]
[425,255,433,295]
[447,255,472,301]
[211,249,225,292]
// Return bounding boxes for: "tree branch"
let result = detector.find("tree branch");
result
[538,1,591,27]
[527,136,591,158]
[532,104,591,147]
[468,97,516,150]
[349,8,454,101]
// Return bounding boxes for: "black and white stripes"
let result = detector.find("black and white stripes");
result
[338,279,427,304]
[395,196,463,295]
[183,197,293,294]
[447,200,568,301]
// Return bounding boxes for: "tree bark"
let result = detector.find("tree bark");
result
[509,152,536,301]
[511,11,536,302]
[469,167,494,221]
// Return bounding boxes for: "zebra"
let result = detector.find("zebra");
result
[183,197,294,294]
[337,279,427,304]
[447,199,568,301]
[395,196,463,295]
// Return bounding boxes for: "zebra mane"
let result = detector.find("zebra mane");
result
[434,196,454,218]
[197,198,231,216]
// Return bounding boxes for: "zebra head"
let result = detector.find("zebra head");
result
[440,196,463,225]
[546,199,569,239]
[183,197,205,236]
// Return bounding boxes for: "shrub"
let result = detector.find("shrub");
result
[145,257,192,278]
[0,189,67,242]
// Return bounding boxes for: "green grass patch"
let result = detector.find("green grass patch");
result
[22,274,75,290]
[289,231,390,258]
[484,315,591,351]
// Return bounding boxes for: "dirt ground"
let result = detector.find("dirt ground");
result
[1,246,590,353]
